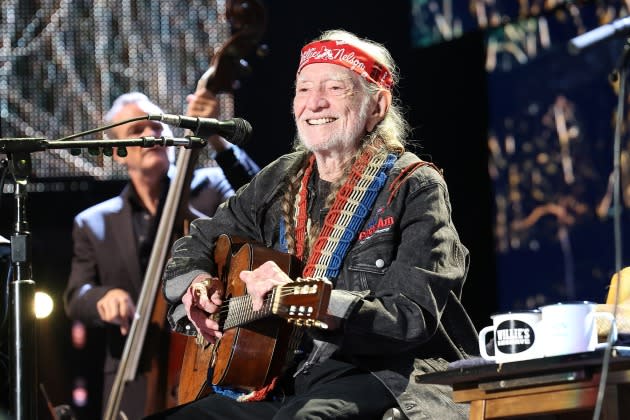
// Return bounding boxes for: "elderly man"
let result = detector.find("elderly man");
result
[150,29,478,420]
[64,89,259,419]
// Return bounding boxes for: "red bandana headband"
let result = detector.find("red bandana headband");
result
[298,40,394,90]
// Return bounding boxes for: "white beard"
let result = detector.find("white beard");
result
[296,94,372,152]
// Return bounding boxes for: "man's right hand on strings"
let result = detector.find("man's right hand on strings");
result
[183,274,224,344]
[239,260,292,312]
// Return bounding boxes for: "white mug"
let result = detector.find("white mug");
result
[538,301,617,357]
[478,310,542,363]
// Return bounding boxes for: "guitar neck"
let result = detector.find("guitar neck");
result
[222,278,332,330]
[223,294,275,330]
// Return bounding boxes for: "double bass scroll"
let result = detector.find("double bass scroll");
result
[198,0,267,94]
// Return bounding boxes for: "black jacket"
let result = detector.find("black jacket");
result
[163,150,479,419]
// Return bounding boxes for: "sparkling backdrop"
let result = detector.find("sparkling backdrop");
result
[1,0,232,180]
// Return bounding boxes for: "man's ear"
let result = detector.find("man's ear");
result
[366,90,391,133]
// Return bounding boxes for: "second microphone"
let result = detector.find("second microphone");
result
[148,113,252,145]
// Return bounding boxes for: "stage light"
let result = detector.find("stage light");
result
[71,321,86,349]
[34,291,54,319]
[72,378,88,407]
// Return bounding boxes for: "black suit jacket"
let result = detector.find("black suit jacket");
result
[64,164,235,333]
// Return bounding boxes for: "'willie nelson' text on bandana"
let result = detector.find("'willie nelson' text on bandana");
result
[298,40,394,90]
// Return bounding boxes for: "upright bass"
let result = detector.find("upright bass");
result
[102,2,266,418]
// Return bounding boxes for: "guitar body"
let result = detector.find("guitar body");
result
[177,326,214,403]
[212,241,302,390]
[177,234,302,402]
[178,234,245,403]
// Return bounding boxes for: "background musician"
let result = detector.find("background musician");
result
[63,90,258,419]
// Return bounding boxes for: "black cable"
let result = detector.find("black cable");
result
[0,265,12,333]
[52,115,148,141]
[0,158,12,331]
[0,158,9,212]
[0,351,8,395]
[0,240,11,398]
[0,157,14,333]
[591,37,630,420]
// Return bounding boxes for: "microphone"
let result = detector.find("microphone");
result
[148,114,252,145]
[568,16,630,54]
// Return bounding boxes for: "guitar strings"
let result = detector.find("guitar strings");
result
[204,289,319,318]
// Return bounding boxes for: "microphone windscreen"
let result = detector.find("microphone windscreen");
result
[232,118,252,145]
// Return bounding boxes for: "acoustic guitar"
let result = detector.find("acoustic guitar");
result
[178,234,333,402]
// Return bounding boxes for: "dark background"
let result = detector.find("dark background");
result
[0,1,493,418]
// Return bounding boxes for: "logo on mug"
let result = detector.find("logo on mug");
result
[495,320,535,354]
[478,309,542,363]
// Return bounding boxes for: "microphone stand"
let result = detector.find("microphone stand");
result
[8,149,37,420]
[1,134,205,420]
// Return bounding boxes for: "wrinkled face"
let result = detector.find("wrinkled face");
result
[293,63,372,154]
[109,102,170,176]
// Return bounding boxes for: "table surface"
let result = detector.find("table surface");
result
[415,346,630,387]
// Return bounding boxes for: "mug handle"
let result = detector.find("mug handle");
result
[592,311,618,350]
[478,326,496,361]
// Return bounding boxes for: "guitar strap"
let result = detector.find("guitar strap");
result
[282,147,397,279]
[282,147,397,379]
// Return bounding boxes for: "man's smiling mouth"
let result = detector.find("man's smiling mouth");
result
[307,117,337,126]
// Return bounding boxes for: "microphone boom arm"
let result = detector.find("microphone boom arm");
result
[0,136,206,154]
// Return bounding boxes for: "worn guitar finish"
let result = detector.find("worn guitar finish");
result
[212,236,303,391]
[178,234,333,402]
[177,235,249,401]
